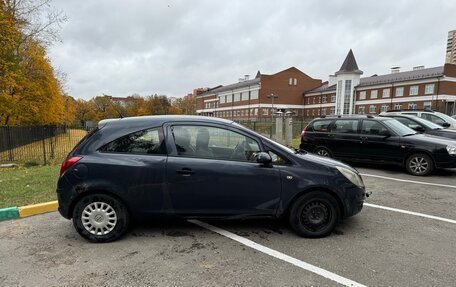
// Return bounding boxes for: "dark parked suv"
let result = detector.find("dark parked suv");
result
[58,115,366,242]
[300,115,456,176]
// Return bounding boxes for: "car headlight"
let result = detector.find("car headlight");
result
[447,145,456,155]
[336,166,365,189]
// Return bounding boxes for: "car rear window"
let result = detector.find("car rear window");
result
[100,127,166,155]
[311,120,332,132]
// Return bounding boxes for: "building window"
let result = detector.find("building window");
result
[381,104,389,112]
[321,108,327,116]
[370,90,378,99]
[313,98,315,104]
[409,85,419,96]
[331,95,336,103]
[394,104,402,110]
[369,105,377,114]
[250,90,259,100]
[312,110,315,116]
[382,89,390,98]
[306,110,310,116]
[289,78,293,85]
[343,80,352,114]
[423,102,432,109]
[226,94,232,103]
[307,98,311,104]
[293,78,297,85]
[263,108,269,116]
[408,103,417,109]
[322,95,327,103]
[425,84,435,94]
[330,106,335,115]
[359,91,366,100]
[241,92,249,101]
[395,87,404,97]
[234,93,241,102]
[219,95,225,104]
[358,106,365,114]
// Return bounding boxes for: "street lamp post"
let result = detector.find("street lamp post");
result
[267,93,279,122]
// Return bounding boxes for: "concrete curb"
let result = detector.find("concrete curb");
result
[0,201,58,222]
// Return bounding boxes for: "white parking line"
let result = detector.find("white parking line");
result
[189,219,367,287]
[360,173,456,189]
[364,203,456,224]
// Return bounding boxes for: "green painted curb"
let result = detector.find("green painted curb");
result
[0,206,20,221]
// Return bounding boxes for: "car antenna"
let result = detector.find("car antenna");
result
[103,94,124,118]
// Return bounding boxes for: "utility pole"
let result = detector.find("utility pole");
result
[267,93,279,122]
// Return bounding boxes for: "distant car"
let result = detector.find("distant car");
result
[300,115,456,176]
[379,113,456,140]
[452,115,456,119]
[57,115,366,242]
[382,109,456,129]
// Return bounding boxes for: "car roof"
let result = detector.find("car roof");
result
[311,115,389,121]
[99,115,234,129]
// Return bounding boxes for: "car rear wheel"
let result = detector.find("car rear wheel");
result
[289,192,340,238]
[314,147,331,157]
[405,153,434,176]
[72,194,130,243]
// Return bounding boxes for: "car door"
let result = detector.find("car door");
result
[164,123,282,216]
[97,126,167,215]
[326,119,361,158]
[357,119,402,162]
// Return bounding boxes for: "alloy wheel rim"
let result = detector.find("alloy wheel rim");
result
[81,202,117,236]
[409,157,428,174]
[317,149,329,157]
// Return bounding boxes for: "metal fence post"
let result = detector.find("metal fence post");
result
[7,126,14,162]
[42,127,47,165]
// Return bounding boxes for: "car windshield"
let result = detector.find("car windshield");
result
[233,122,299,155]
[435,112,456,124]
[383,119,417,136]
[411,116,443,129]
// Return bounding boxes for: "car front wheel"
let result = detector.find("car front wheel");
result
[289,191,340,238]
[72,193,130,243]
[405,153,434,176]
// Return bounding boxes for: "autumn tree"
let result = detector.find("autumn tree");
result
[174,95,196,115]
[0,0,67,125]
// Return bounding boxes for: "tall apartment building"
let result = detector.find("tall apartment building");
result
[304,50,456,116]
[446,30,456,65]
[196,68,322,120]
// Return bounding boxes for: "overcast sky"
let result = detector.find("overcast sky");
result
[47,0,456,100]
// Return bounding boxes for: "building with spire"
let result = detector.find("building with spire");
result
[304,50,456,116]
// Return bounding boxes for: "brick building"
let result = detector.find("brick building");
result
[196,68,322,120]
[304,50,456,117]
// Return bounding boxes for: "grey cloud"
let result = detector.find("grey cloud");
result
[48,0,456,100]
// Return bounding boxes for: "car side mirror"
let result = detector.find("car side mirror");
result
[442,122,451,128]
[413,126,425,133]
[256,152,272,165]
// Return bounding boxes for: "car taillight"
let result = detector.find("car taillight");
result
[60,156,82,176]
[300,126,308,140]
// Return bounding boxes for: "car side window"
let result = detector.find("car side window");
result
[101,127,165,154]
[421,114,445,125]
[360,120,389,135]
[312,120,333,132]
[331,119,359,134]
[171,125,261,162]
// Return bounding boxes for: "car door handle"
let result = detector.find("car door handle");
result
[176,168,194,176]
[328,134,335,138]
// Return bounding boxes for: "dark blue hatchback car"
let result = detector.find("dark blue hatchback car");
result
[57,116,366,242]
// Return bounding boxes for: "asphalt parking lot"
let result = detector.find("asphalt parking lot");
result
[1,166,455,287]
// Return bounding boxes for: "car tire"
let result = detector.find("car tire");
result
[405,153,434,176]
[72,193,130,243]
[289,191,340,238]
[314,147,332,157]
